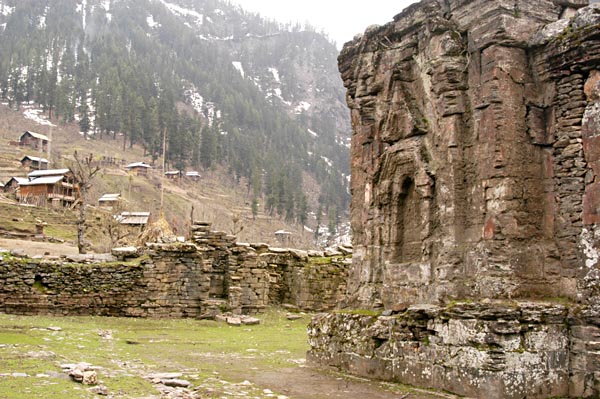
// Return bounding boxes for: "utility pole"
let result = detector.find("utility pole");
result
[160,127,166,216]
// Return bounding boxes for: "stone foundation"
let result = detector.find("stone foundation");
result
[308,301,600,398]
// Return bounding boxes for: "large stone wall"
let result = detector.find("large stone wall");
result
[308,1,600,397]
[0,223,350,317]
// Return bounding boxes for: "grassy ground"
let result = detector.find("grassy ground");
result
[0,310,452,399]
[0,309,310,398]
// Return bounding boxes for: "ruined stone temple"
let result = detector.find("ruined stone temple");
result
[308,0,600,397]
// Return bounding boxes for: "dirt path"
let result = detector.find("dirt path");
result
[250,367,454,399]
[0,237,78,256]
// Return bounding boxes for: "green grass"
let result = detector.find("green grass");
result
[0,309,309,398]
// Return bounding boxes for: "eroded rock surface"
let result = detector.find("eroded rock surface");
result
[309,1,600,397]
[341,0,600,310]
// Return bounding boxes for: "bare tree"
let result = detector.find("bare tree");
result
[71,151,101,254]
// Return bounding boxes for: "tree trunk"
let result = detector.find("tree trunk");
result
[77,187,87,254]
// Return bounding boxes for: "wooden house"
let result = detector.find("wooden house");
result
[165,170,181,180]
[98,193,121,209]
[275,230,293,246]
[20,155,49,170]
[185,171,200,181]
[19,131,50,151]
[125,162,151,176]
[4,177,28,193]
[18,169,79,208]
[114,212,150,233]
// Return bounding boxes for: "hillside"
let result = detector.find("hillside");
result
[0,0,353,249]
[0,103,333,251]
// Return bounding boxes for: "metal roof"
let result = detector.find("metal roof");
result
[165,170,180,175]
[99,193,121,202]
[185,171,200,177]
[21,156,49,163]
[7,177,31,185]
[20,175,64,186]
[28,168,70,178]
[115,211,150,225]
[20,131,50,141]
[125,162,151,169]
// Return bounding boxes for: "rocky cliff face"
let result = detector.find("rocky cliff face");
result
[340,0,600,309]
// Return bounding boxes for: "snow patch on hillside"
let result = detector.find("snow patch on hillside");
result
[185,87,204,114]
[23,107,56,127]
[38,6,49,28]
[294,101,311,114]
[321,156,333,168]
[147,15,160,28]
[160,0,203,26]
[268,67,280,83]
[0,4,14,17]
[232,61,245,78]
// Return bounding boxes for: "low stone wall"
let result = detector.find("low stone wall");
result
[307,301,600,398]
[0,224,350,317]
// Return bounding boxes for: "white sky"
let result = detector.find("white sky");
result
[230,0,419,49]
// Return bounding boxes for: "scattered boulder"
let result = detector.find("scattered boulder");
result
[286,313,303,321]
[82,370,98,385]
[9,248,26,257]
[147,372,183,380]
[88,385,108,396]
[163,379,191,388]
[97,330,113,340]
[226,317,242,326]
[241,317,260,325]
[62,362,98,385]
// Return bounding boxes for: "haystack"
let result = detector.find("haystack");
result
[137,214,175,245]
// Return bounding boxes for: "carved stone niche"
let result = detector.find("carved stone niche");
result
[373,138,435,306]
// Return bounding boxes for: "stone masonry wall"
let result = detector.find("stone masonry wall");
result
[0,222,350,318]
[341,0,600,309]
[308,1,600,398]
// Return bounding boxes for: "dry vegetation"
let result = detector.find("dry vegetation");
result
[0,103,317,251]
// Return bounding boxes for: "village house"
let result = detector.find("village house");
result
[114,211,150,233]
[20,155,49,171]
[185,171,200,181]
[3,177,28,194]
[274,230,293,246]
[98,193,121,209]
[18,131,50,151]
[165,170,181,180]
[125,162,151,176]
[18,169,79,208]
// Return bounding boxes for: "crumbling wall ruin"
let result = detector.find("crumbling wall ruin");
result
[0,222,350,318]
[309,1,600,397]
